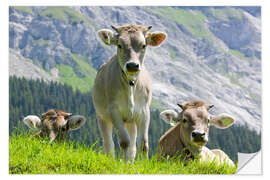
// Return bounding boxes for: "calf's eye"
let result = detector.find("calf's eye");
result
[118,44,122,49]
[182,118,187,123]
[142,44,146,49]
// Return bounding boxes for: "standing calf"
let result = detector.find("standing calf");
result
[23,109,86,143]
[158,101,235,166]
[93,24,166,160]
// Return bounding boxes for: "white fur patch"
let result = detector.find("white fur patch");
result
[200,146,235,167]
[123,86,146,123]
[160,109,178,126]
[128,87,135,115]
[23,115,41,130]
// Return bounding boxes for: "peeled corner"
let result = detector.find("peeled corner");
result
[236,150,262,175]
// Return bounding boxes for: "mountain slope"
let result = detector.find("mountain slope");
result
[9,48,59,82]
[9,6,261,132]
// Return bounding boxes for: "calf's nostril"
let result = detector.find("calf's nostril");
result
[192,131,205,138]
[126,62,139,72]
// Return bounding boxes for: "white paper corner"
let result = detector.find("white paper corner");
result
[236,150,262,175]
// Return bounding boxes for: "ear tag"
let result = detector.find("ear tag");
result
[223,117,232,126]
[105,34,110,44]
[169,119,177,126]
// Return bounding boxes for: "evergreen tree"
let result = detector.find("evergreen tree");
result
[9,76,261,162]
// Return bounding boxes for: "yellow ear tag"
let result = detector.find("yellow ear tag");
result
[105,35,110,45]
[223,118,232,126]
[169,119,176,127]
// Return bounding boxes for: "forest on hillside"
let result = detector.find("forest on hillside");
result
[9,76,261,161]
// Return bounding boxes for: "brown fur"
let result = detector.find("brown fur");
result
[113,24,149,33]
[178,100,210,111]
[26,109,85,143]
[158,100,235,166]
[42,109,72,119]
[158,124,185,158]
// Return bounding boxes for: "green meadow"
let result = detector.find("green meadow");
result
[9,132,237,174]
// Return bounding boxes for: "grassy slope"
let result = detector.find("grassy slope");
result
[147,7,212,41]
[39,7,98,93]
[11,6,98,93]
[214,7,243,21]
[151,98,164,110]
[11,6,33,14]
[9,133,237,174]
[57,54,97,93]
[39,7,92,25]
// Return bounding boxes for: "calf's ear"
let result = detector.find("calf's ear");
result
[23,115,42,130]
[68,115,86,131]
[146,31,167,47]
[98,29,117,46]
[160,110,179,127]
[210,113,235,129]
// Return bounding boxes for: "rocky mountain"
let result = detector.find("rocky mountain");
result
[9,6,261,132]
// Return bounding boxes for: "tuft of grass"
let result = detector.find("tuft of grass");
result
[9,133,237,174]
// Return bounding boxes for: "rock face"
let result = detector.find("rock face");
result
[9,49,59,82]
[9,6,261,132]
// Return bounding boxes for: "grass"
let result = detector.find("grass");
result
[229,49,253,61]
[57,54,96,93]
[9,133,237,174]
[33,39,51,46]
[147,7,213,41]
[39,7,93,26]
[11,6,33,14]
[151,98,165,110]
[214,7,243,21]
[169,48,177,61]
[222,72,244,88]
[249,93,260,101]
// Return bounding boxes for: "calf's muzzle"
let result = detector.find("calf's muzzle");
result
[126,62,140,73]
[191,130,206,144]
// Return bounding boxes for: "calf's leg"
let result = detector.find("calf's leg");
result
[125,122,137,161]
[136,107,150,159]
[110,109,130,160]
[98,117,114,156]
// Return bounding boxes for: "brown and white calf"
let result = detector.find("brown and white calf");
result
[92,24,166,160]
[23,109,86,143]
[158,101,235,166]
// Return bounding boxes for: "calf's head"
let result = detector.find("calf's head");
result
[160,101,235,150]
[23,109,86,143]
[98,24,166,83]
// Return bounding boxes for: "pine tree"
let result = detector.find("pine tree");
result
[9,76,261,161]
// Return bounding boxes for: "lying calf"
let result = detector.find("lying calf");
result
[158,101,235,167]
[23,109,86,143]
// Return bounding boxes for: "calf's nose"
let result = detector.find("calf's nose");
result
[126,62,140,72]
[192,131,205,138]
